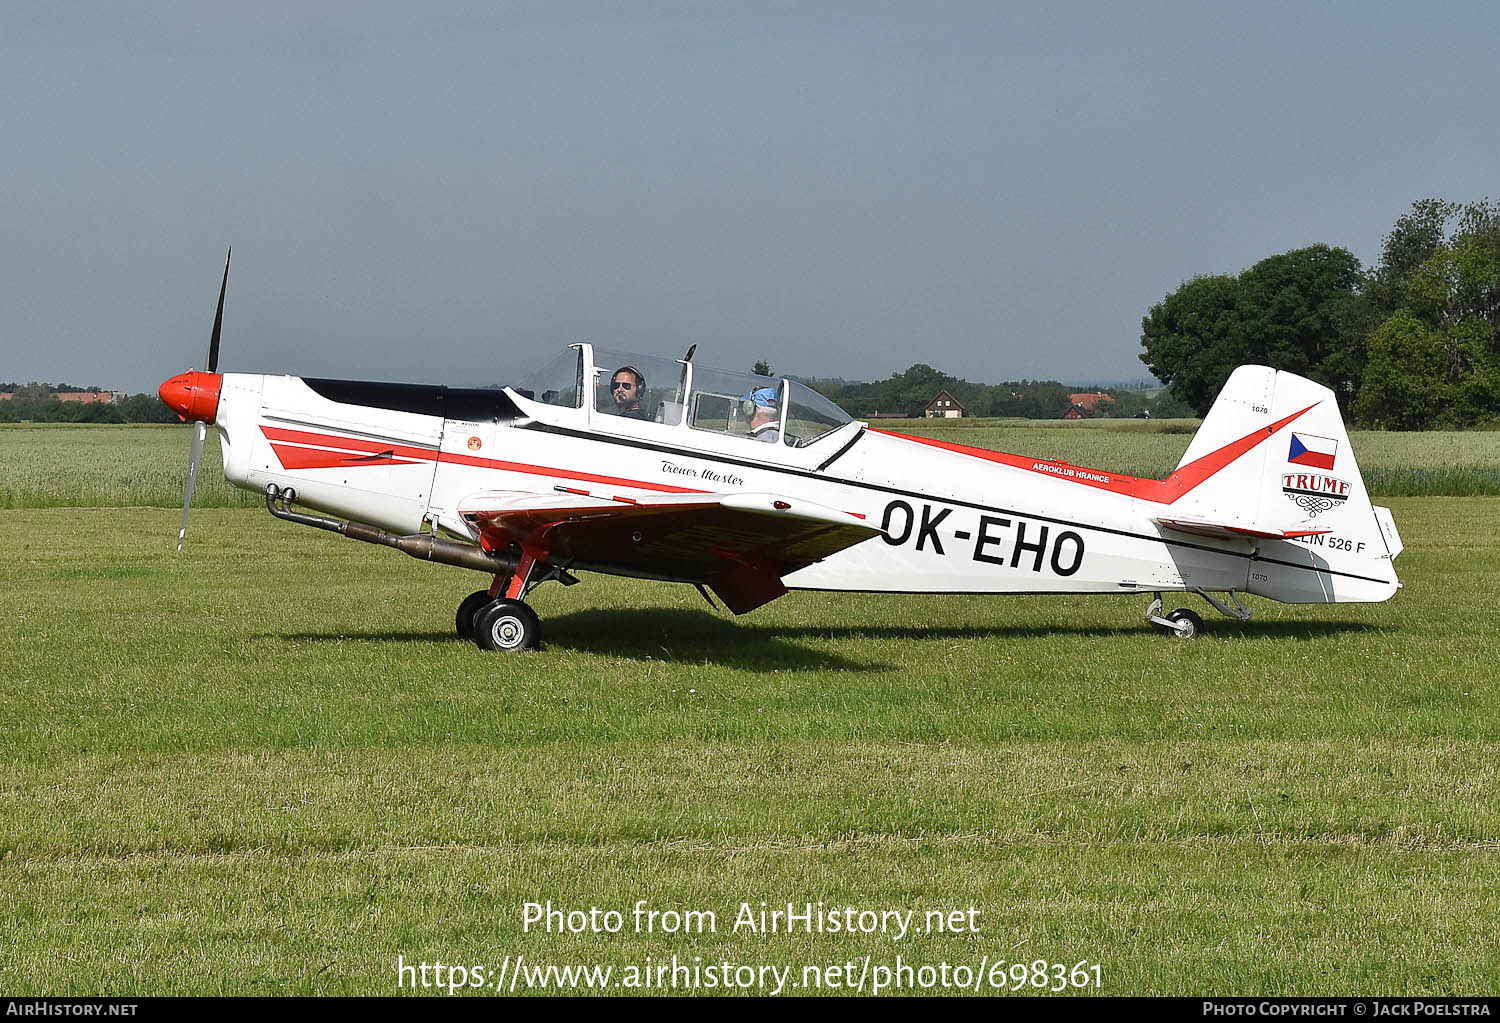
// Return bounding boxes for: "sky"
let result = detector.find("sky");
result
[3,1,1497,394]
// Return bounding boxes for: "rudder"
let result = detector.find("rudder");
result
[1166,366,1401,603]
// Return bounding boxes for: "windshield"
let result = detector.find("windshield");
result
[513,347,583,408]
[781,380,852,447]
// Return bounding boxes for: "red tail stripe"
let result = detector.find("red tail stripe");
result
[1136,403,1319,503]
[873,402,1318,506]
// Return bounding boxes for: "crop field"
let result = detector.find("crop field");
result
[891,417,1500,497]
[4,420,1500,509]
[2,427,1498,995]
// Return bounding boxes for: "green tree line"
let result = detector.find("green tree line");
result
[801,364,1192,420]
[4,368,1194,428]
[1141,198,1500,428]
[0,383,179,424]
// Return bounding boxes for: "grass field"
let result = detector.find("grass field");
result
[2,494,1498,995]
[3,420,1499,509]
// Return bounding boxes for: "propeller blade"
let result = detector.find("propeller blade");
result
[206,247,230,373]
[177,249,228,550]
[177,421,206,551]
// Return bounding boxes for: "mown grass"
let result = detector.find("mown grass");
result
[1,499,1497,995]
[4,421,1497,508]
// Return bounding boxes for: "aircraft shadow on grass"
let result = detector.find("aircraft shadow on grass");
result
[258,607,1378,669]
[264,608,876,671]
[1194,619,1379,641]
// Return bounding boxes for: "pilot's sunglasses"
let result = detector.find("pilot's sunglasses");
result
[611,381,635,390]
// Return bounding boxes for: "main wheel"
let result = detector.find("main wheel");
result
[455,590,495,640]
[1166,608,1204,639]
[473,600,541,651]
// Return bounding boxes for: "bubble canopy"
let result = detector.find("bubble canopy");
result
[514,344,855,449]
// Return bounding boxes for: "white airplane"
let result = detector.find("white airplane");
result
[161,256,1403,650]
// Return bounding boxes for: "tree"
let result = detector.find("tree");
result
[119,393,179,423]
[1140,246,1369,415]
[1397,201,1500,333]
[70,401,125,424]
[1350,198,1500,428]
[1235,245,1373,403]
[1366,199,1461,313]
[751,359,773,377]
[1138,273,1242,415]
[889,363,955,417]
[1354,311,1499,428]
[986,380,1071,419]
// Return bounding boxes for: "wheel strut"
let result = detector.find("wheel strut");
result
[1145,592,1204,639]
[463,547,548,651]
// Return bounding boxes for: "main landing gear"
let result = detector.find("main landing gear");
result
[469,598,542,652]
[454,547,577,651]
[456,589,542,651]
[1144,588,1252,639]
[457,587,543,652]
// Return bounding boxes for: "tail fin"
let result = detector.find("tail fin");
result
[1157,366,1401,603]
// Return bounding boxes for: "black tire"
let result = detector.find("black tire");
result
[473,600,541,651]
[1166,608,1205,639]
[455,590,495,640]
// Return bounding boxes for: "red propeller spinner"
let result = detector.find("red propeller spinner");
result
[159,369,222,423]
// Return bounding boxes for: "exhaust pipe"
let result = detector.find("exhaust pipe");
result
[264,484,516,576]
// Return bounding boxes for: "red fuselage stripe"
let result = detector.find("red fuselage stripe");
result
[260,424,707,494]
[871,403,1318,506]
[269,443,422,470]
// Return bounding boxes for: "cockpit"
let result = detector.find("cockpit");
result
[513,344,858,453]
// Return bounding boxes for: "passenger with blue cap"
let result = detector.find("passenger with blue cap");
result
[743,386,780,444]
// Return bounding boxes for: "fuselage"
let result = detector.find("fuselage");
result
[178,362,1397,607]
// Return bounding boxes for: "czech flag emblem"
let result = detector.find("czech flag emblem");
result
[1288,432,1337,470]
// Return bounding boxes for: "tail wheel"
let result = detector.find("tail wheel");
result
[474,600,541,652]
[1165,608,1204,639]
[455,590,495,640]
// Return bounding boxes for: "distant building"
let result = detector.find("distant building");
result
[1061,391,1114,420]
[55,391,126,404]
[1068,391,1114,411]
[0,393,12,402]
[924,389,964,418]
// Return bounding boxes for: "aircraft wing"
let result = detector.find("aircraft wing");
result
[457,490,881,613]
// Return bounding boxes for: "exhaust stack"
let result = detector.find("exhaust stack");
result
[264,485,516,576]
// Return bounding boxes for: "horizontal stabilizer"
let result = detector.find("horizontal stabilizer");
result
[1154,515,1331,541]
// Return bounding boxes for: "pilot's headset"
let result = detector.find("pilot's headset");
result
[741,386,779,418]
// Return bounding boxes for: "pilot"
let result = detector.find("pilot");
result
[609,366,649,420]
[744,387,781,443]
